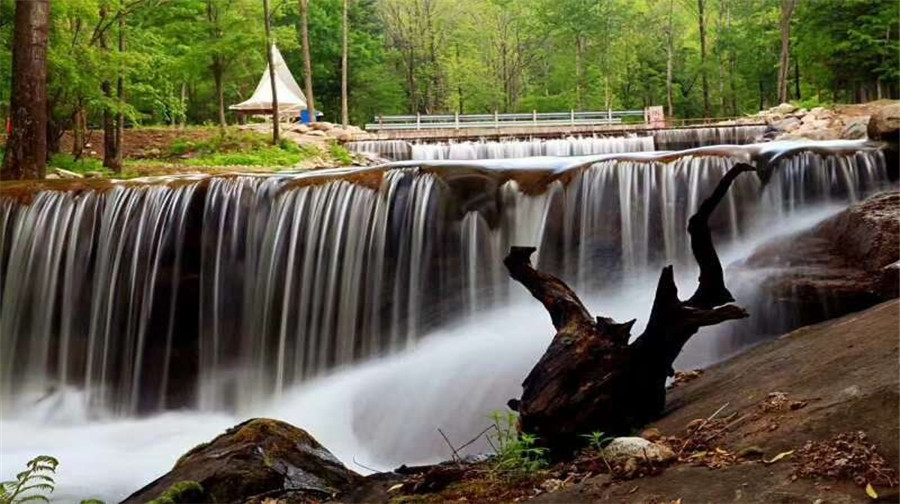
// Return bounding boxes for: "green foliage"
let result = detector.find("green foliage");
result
[48,154,107,176]
[581,431,614,452]
[148,480,203,504]
[487,411,549,474]
[1,0,896,130]
[327,141,353,166]
[0,455,59,504]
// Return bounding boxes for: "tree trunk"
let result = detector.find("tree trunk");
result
[263,0,279,144]
[213,58,226,128]
[300,0,316,123]
[341,0,349,128]
[72,100,86,157]
[505,164,753,456]
[777,0,796,104]
[697,0,710,119]
[100,5,121,173]
[180,83,187,128]
[575,34,583,110]
[2,0,50,180]
[665,0,675,119]
[115,0,126,173]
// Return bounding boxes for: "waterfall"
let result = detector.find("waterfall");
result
[346,140,411,161]
[410,135,655,160]
[652,125,768,151]
[0,142,891,415]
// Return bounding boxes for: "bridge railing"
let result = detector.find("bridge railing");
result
[365,110,646,131]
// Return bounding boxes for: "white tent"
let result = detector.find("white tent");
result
[230,44,307,115]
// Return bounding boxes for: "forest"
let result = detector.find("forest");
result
[0,0,897,131]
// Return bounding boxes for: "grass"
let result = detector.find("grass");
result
[170,130,323,168]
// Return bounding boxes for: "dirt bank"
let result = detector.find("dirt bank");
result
[531,300,899,503]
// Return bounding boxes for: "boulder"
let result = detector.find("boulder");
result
[601,437,676,464]
[867,102,900,142]
[311,121,334,132]
[292,124,311,134]
[123,418,360,504]
[327,129,353,142]
[771,102,798,115]
[307,130,327,137]
[737,191,899,327]
[772,117,801,133]
[841,119,869,140]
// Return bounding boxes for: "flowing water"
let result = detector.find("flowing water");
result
[347,124,769,161]
[0,139,893,501]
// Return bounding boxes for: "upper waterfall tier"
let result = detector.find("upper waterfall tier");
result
[0,141,893,415]
[347,124,770,161]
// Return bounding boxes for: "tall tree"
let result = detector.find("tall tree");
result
[206,0,227,128]
[665,0,675,118]
[341,0,349,127]
[299,0,316,123]
[263,0,279,143]
[100,2,120,172]
[115,0,126,171]
[777,0,796,104]
[3,0,51,180]
[697,0,710,118]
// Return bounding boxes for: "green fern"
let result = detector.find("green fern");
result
[487,410,549,473]
[0,455,59,504]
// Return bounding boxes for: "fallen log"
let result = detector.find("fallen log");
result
[505,163,753,456]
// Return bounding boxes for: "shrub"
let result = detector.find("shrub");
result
[328,141,353,166]
[488,411,549,473]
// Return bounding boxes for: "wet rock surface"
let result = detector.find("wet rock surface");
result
[123,418,360,504]
[735,191,899,327]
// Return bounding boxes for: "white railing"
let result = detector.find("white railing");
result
[365,110,647,131]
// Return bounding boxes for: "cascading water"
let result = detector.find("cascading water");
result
[0,140,894,501]
[652,124,768,150]
[346,124,767,161]
[410,134,655,160]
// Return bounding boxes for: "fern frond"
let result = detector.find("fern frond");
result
[13,495,50,504]
[20,476,53,485]
[18,484,55,494]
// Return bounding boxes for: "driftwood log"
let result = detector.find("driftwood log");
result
[504,163,753,455]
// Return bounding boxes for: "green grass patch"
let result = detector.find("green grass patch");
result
[49,153,109,175]
[328,141,353,166]
[169,130,322,168]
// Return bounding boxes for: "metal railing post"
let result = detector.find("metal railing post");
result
[533,110,537,126]
[570,109,575,126]
[494,110,499,128]
[416,112,421,130]
[455,112,460,130]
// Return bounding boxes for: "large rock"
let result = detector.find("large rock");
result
[867,102,900,142]
[841,119,869,140]
[601,437,676,464]
[737,191,899,326]
[771,102,798,115]
[123,418,360,504]
[311,121,334,132]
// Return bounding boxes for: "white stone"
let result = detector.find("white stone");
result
[601,437,676,464]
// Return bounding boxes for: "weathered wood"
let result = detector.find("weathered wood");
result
[505,163,753,456]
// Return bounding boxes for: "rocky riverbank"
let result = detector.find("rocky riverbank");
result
[746,100,900,142]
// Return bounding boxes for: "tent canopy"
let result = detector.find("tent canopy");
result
[230,45,307,114]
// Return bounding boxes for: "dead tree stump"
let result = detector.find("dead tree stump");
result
[504,163,753,456]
